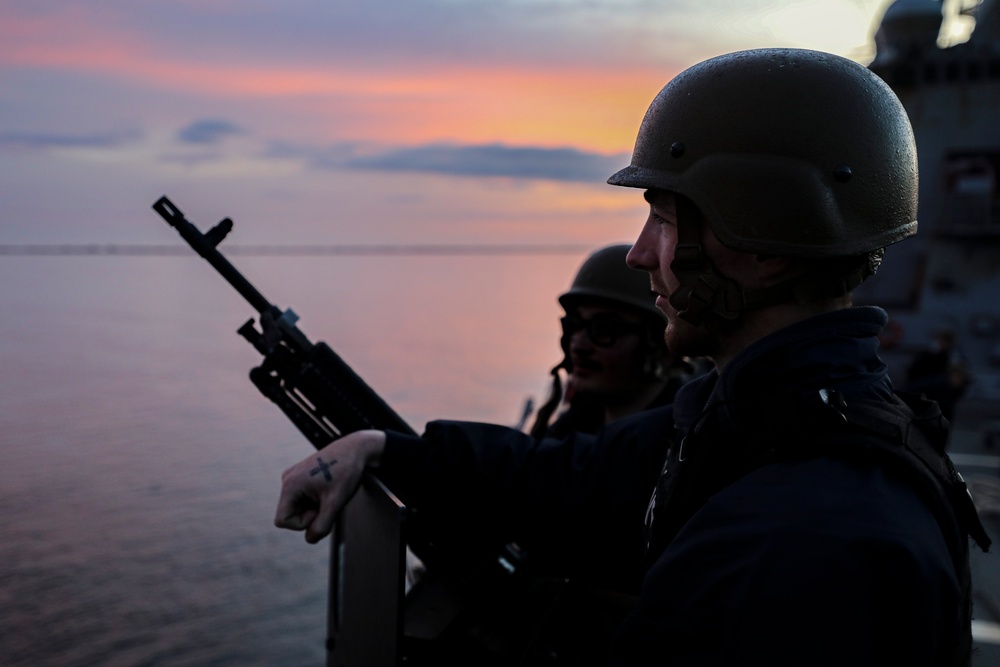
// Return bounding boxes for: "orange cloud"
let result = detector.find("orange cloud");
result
[347,65,666,152]
[1,10,672,153]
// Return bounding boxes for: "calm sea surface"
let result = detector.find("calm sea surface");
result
[0,251,587,666]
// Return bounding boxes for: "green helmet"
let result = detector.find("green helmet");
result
[608,48,917,258]
[559,244,666,323]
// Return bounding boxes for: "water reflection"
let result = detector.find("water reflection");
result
[0,251,590,665]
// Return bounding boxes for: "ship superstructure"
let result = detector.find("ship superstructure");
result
[859,0,1000,421]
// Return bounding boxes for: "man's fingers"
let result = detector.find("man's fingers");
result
[274,484,319,530]
[275,506,318,531]
[304,491,339,544]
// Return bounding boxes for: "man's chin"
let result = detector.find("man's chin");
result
[654,294,674,318]
[569,375,602,394]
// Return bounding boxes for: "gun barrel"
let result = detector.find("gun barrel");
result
[153,194,415,445]
[153,196,273,314]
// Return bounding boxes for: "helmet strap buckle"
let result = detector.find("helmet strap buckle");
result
[672,243,706,272]
[670,269,745,325]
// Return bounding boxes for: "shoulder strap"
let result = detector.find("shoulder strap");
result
[790,389,991,554]
[763,389,990,667]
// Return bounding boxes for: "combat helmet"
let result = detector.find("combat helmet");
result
[609,48,918,323]
[555,244,669,380]
[559,244,666,323]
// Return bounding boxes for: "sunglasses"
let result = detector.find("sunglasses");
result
[560,314,644,348]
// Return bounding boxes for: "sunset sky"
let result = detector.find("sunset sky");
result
[0,0,973,248]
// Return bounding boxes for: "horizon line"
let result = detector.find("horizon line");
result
[0,243,598,257]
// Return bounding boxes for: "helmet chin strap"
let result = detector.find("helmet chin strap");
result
[667,197,879,327]
[667,196,746,326]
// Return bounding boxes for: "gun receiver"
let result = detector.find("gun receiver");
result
[151,195,415,448]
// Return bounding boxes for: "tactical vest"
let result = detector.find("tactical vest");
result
[644,389,991,667]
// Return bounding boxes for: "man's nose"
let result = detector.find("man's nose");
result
[627,221,656,271]
[569,327,593,351]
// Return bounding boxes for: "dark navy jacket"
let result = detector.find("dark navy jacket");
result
[380,307,967,666]
[614,308,966,666]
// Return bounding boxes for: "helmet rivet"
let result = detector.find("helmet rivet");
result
[669,142,685,158]
[834,165,853,182]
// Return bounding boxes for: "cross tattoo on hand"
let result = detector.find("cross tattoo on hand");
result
[310,457,337,482]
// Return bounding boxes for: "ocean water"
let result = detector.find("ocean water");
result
[0,250,587,666]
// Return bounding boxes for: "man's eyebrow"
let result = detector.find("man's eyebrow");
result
[643,189,655,204]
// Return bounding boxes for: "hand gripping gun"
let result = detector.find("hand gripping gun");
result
[151,196,414,445]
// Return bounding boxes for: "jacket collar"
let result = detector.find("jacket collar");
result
[673,306,893,435]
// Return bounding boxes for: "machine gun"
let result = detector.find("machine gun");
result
[151,196,583,665]
[153,196,419,666]
[152,196,414,446]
